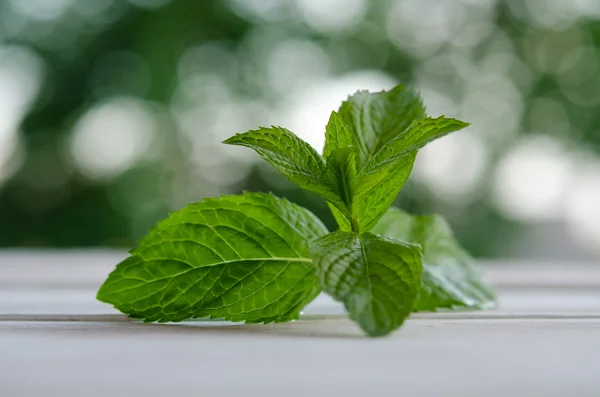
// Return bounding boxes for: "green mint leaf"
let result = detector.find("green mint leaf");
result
[338,84,425,166]
[364,116,470,175]
[97,192,328,323]
[371,208,496,311]
[328,202,352,231]
[353,116,469,231]
[223,127,347,211]
[352,152,417,232]
[309,231,422,337]
[322,112,361,223]
[323,111,356,159]
[325,147,359,219]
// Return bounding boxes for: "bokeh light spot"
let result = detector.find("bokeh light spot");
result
[69,98,158,182]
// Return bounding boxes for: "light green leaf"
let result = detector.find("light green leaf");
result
[224,127,346,211]
[325,147,359,220]
[338,84,425,166]
[364,116,470,176]
[328,203,352,231]
[323,111,356,159]
[97,192,328,323]
[353,152,417,232]
[371,208,496,311]
[322,112,359,228]
[353,116,469,232]
[309,231,422,337]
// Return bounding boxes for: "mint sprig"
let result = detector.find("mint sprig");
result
[97,83,496,337]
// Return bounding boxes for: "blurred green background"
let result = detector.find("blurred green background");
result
[1,0,599,259]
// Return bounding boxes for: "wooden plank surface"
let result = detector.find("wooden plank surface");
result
[1,251,600,397]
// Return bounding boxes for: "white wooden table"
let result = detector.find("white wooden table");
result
[1,251,600,397]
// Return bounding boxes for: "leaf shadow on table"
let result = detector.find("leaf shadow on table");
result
[0,314,368,339]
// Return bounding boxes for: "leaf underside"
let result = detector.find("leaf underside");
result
[97,192,328,323]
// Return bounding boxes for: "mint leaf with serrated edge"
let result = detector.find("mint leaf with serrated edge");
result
[323,111,358,230]
[325,147,358,219]
[224,126,351,218]
[371,207,496,311]
[326,84,467,233]
[323,111,356,159]
[98,82,496,337]
[352,116,469,231]
[308,231,422,337]
[97,192,328,323]
[338,84,426,166]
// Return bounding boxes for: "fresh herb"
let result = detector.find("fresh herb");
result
[97,83,496,337]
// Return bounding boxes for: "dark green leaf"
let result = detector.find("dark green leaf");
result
[371,208,496,311]
[97,192,328,323]
[338,84,425,166]
[309,231,422,336]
